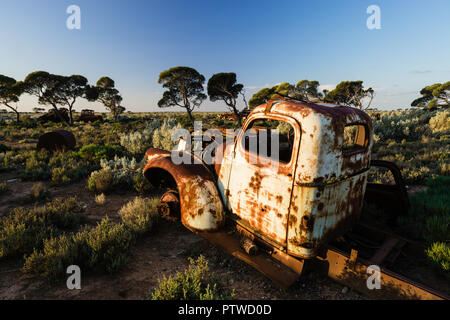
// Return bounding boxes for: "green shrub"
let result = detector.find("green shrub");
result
[119,197,158,235]
[84,218,135,273]
[148,255,234,300]
[19,150,90,184]
[23,232,87,281]
[426,242,450,273]
[76,144,124,162]
[0,197,84,259]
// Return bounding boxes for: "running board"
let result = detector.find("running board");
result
[194,230,303,288]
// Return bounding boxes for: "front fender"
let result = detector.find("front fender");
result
[143,148,225,231]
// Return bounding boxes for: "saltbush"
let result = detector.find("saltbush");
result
[120,118,181,155]
[87,156,147,192]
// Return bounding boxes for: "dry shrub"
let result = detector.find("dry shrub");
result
[119,197,159,235]
[87,168,113,193]
[95,193,106,205]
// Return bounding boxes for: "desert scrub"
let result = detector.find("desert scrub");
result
[429,110,450,136]
[148,255,234,300]
[120,118,181,155]
[23,217,135,281]
[118,197,159,235]
[87,168,114,193]
[370,108,433,143]
[95,193,106,205]
[87,156,144,192]
[19,150,90,184]
[0,197,85,259]
[22,182,50,203]
[19,150,52,180]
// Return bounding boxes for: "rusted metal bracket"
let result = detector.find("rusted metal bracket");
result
[320,246,449,300]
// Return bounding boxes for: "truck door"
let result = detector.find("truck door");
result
[227,114,300,246]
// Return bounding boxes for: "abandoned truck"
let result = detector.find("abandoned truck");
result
[143,98,446,299]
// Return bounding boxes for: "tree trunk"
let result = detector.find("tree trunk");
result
[69,106,74,125]
[186,108,194,127]
[4,103,20,123]
[232,106,242,127]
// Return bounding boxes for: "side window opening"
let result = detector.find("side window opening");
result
[242,118,295,164]
[343,124,368,154]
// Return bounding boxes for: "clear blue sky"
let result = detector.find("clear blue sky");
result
[0,0,449,112]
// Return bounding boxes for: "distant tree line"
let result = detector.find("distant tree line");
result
[0,72,124,125]
[2,67,447,127]
[247,80,375,110]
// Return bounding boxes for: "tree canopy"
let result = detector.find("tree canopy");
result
[248,80,324,108]
[87,77,124,122]
[207,72,244,125]
[0,75,24,122]
[411,82,450,109]
[324,81,374,110]
[23,71,71,124]
[158,66,206,125]
[53,75,89,124]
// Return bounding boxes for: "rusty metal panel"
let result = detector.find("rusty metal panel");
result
[143,148,225,231]
[288,172,368,258]
[223,113,300,246]
[319,247,448,300]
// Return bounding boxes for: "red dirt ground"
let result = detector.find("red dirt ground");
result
[0,175,364,300]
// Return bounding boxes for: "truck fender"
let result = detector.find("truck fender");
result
[143,148,225,231]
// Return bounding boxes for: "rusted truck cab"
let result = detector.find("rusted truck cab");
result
[144,99,373,259]
[217,100,373,258]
